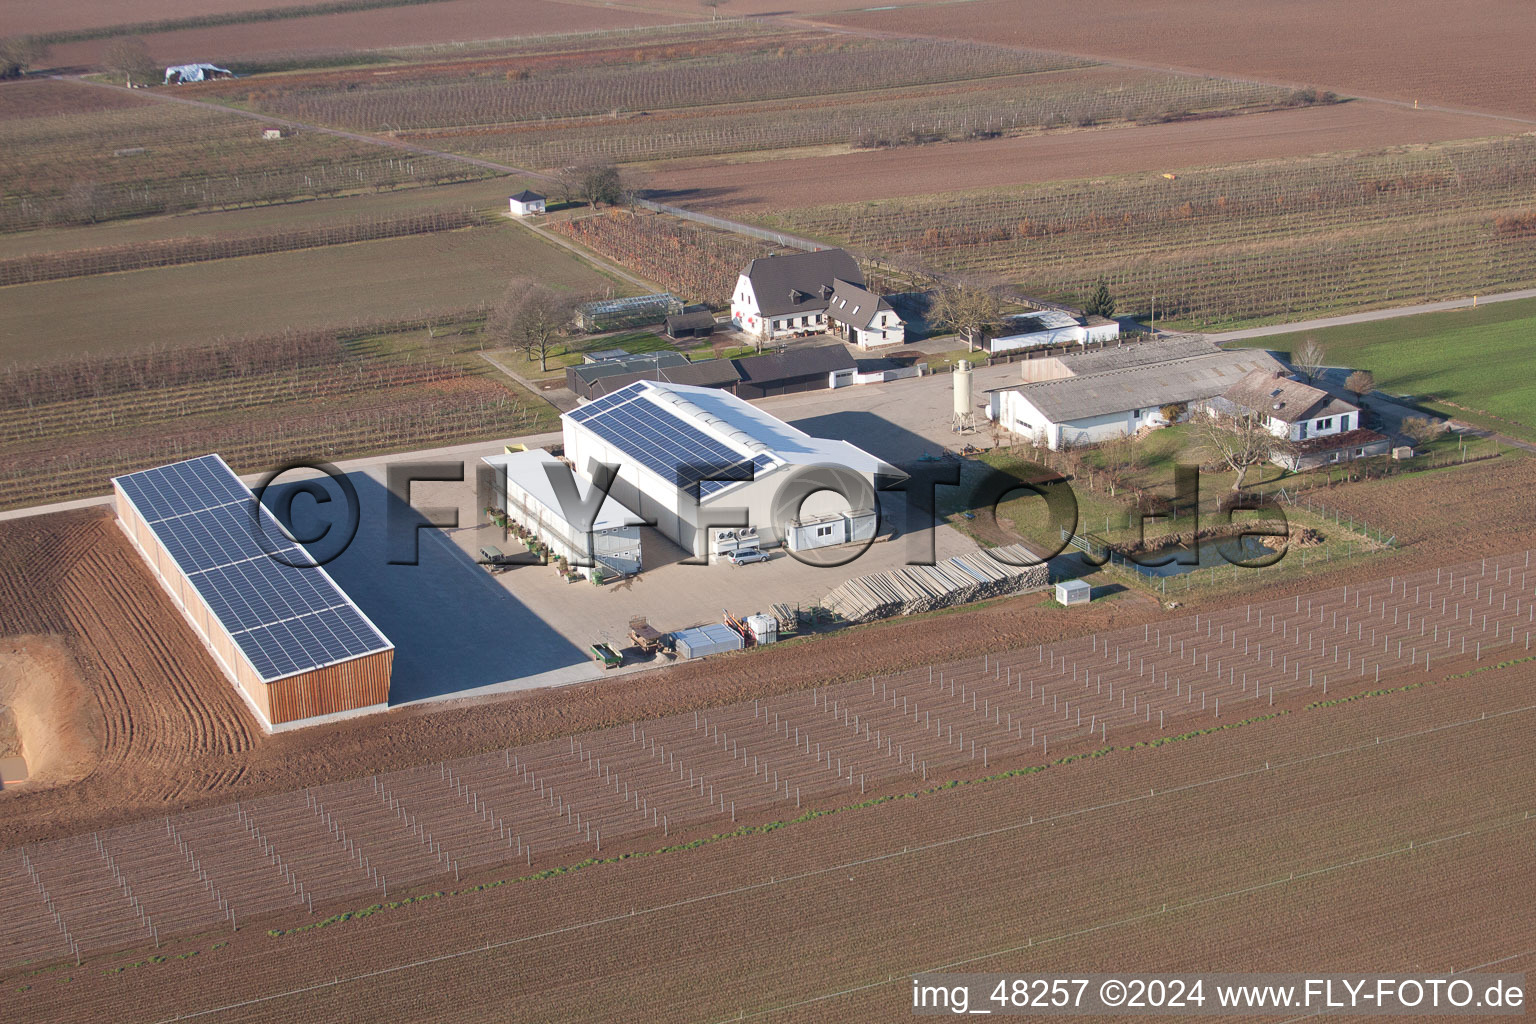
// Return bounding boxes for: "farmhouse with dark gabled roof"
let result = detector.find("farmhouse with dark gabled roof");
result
[1214,368,1391,470]
[825,278,904,348]
[730,249,904,349]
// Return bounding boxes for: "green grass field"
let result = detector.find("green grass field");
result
[0,220,632,364]
[1231,298,1536,442]
[489,329,758,381]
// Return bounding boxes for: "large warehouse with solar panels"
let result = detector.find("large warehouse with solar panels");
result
[562,380,897,559]
[112,454,393,732]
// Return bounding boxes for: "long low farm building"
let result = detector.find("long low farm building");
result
[482,448,644,579]
[563,380,900,558]
[987,340,1285,449]
[113,454,392,731]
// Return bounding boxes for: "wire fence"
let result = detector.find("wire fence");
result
[1060,487,1399,596]
[632,199,824,252]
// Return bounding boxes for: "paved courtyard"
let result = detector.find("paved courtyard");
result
[267,366,1031,703]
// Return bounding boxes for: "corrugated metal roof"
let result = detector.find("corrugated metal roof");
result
[1010,349,1287,422]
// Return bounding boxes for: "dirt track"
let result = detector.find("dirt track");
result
[1,454,1531,847]
[647,104,1528,214]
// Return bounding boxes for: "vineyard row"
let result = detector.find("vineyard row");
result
[0,209,484,286]
[2,551,1530,968]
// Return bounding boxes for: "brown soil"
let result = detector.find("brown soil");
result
[0,707,18,759]
[820,0,1536,120]
[0,636,98,787]
[0,453,1528,848]
[44,0,687,67]
[0,509,259,826]
[7,0,326,37]
[9,658,1533,1020]
[0,80,155,121]
[647,104,1528,214]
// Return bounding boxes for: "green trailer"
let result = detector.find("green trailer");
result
[590,642,623,669]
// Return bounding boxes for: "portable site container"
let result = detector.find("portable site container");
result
[673,623,744,659]
[1056,579,1092,606]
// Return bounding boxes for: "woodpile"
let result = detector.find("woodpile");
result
[822,545,1049,623]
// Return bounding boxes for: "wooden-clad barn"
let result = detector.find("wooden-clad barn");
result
[112,454,392,732]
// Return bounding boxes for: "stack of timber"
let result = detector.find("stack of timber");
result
[822,544,1049,623]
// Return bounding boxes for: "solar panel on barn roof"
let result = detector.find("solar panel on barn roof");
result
[113,455,390,683]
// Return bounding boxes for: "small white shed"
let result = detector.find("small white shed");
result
[508,190,547,216]
[1055,579,1092,606]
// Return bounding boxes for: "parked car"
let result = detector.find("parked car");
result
[727,548,770,566]
[479,545,512,573]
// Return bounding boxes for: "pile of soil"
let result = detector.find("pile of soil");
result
[0,706,20,758]
[0,635,99,788]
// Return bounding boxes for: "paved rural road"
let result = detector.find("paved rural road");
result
[0,428,560,524]
[1204,288,1536,343]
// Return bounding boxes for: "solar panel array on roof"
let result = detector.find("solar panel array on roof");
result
[578,391,751,494]
[114,455,390,683]
[115,454,253,524]
[567,380,647,424]
[697,453,776,500]
[156,501,303,573]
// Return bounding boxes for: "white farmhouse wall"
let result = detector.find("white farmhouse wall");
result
[730,273,758,332]
[990,325,1086,354]
[997,391,1172,450]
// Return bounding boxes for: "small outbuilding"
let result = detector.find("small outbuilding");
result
[730,343,857,399]
[482,448,643,580]
[1056,579,1092,606]
[567,351,740,401]
[508,190,547,216]
[665,309,718,341]
[261,127,285,140]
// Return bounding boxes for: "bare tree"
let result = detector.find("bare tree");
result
[556,162,632,208]
[1196,409,1287,491]
[930,283,1002,352]
[1401,416,1446,445]
[0,36,49,78]
[102,36,157,87]
[1291,336,1326,383]
[488,280,578,371]
[700,0,731,19]
[1344,369,1376,401]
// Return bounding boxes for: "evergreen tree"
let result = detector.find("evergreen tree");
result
[1083,279,1115,319]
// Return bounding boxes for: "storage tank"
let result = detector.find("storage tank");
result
[952,359,975,432]
[745,613,777,645]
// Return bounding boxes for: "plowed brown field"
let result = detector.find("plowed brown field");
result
[8,656,1533,1022]
[649,103,1526,214]
[821,0,1536,120]
[7,0,324,36]
[44,0,686,67]
[0,510,259,808]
